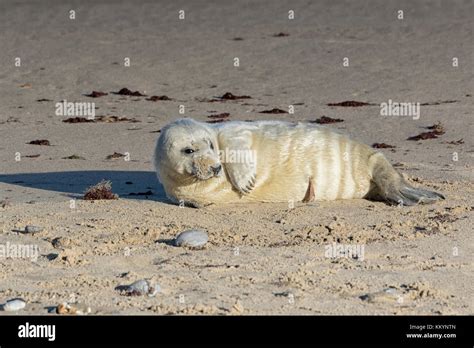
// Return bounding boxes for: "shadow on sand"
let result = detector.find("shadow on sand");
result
[0,170,169,202]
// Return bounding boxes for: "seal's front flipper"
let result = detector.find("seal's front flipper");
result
[218,129,257,195]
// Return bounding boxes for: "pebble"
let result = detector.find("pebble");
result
[231,300,244,314]
[360,288,404,303]
[121,279,160,297]
[2,298,26,311]
[56,302,91,315]
[174,229,208,248]
[25,225,43,233]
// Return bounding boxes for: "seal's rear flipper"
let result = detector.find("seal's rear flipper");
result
[383,184,445,206]
[368,152,445,206]
[398,186,445,205]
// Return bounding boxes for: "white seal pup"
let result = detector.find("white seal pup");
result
[153,118,444,208]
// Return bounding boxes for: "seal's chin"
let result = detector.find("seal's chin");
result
[193,171,221,181]
[193,173,213,181]
[192,163,223,181]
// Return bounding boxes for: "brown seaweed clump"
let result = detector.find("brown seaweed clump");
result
[327,101,372,107]
[407,122,445,141]
[83,180,118,200]
[28,139,50,145]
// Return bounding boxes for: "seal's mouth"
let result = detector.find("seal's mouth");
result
[192,162,222,180]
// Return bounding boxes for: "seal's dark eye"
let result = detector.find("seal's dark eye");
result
[210,142,214,150]
[183,148,195,154]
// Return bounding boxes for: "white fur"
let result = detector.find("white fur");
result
[153,118,378,207]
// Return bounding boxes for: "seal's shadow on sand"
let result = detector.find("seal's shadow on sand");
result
[0,170,169,202]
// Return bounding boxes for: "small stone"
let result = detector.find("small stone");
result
[231,300,244,313]
[120,279,160,297]
[25,225,43,234]
[52,237,65,249]
[360,288,404,303]
[56,302,91,315]
[174,229,208,248]
[57,302,77,315]
[3,298,26,311]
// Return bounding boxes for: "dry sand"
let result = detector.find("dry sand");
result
[0,0,472,315]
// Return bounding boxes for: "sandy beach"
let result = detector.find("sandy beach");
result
[0,0,472,315]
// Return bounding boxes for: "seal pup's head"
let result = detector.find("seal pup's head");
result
[155,118,222,182]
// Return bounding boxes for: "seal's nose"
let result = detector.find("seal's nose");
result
[211,164,222,175]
